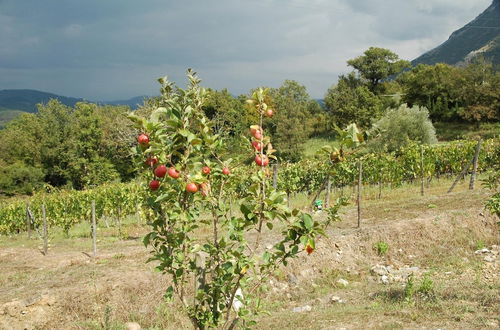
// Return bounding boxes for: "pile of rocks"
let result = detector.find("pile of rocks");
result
[475,245,498,263]
[370,264,421,284]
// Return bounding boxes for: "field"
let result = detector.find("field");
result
[1,178,498,329]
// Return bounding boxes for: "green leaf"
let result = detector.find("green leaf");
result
[262,251,271,263]
[164,286,174,301]
[151,107,168,122]
[302,213,313,230]
[155,194,170,203]
[266,222,273,230]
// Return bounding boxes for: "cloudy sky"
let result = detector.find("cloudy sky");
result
[0,0,492,100]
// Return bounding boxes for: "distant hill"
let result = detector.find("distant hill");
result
[0,89,85,113]
[412,0,500,66]
[0,89,148,115]
[99,95,149,109]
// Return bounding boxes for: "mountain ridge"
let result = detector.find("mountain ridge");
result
[0,89,147,113]
[412,0,500,66]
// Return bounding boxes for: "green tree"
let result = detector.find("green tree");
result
[457,58,500,124]
[347,47,410,93]
[268,80,316,161]
[368,104,437,152]
[37,100,74,187]
[202,89,252,136]
[324,73,383,129]
[67,103,120,189]
[0,99,135,193]
[398,63,464,121]
[0,161,45,196]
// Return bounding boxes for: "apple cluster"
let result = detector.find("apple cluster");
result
[137,133,230,194]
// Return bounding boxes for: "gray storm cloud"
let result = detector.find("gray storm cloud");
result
[0,0,491,100]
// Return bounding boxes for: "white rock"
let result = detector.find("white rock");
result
[330,296,342,303]
[287,274,298,285]
[292,305,312,313]
[371,264,388,276]
[125,322,141,330]
[381,275,389,284]
[475,248,491,254]
[484,255,495,263]
[300,269,314,278]
[337,278,349,287]
[405,266,420,273]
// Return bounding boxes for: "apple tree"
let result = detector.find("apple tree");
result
[130,70,344,329]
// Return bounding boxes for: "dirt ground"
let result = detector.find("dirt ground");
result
[0,180,498,329]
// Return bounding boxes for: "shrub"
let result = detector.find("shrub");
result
[368,104,437,152]
[373,241,389,256]
[0,161,45,196]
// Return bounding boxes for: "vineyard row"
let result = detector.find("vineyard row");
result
[1,139,498,235]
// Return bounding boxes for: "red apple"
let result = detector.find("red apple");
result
[145,157,158,167]
[167,167,180,179]
[186,182,198,193]
[154,165,167,178]
[149,180,160,191]
[255,154,269,167]
[253,130,263,140]
[202,166,211,175]
[265,109,273,117]
[222,167,230,175]
[251,141,263,151]
[138,134,150,145]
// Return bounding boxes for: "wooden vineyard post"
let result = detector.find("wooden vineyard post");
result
[357,160,362,228]
[26,202,31,239]
[325,176,331,208]
[92,200,97,258]
[469,139,481,190]
[420,145,424,197]
[42,204,48,255]
[272,164,278,189]
[448,139,481,193]
[117,206,122,237]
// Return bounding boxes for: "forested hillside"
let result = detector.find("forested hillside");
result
[412,0,500,66]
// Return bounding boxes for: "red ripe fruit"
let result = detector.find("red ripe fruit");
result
[138,134,150,145]
[306,245,314,255]
[149,180,160,191]
[145,157,158,167]
[202,166,211,175]
[251,141,262,151]
[167,167,180,179]
[222,167,230,175]
[265,109,273,117]
[255,155,269,167]
[253,130,263,140]
[186,182,198,193]
[154,165,167,178]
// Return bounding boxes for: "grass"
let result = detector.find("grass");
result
[300,136,340,158]
[434,121,500,141]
